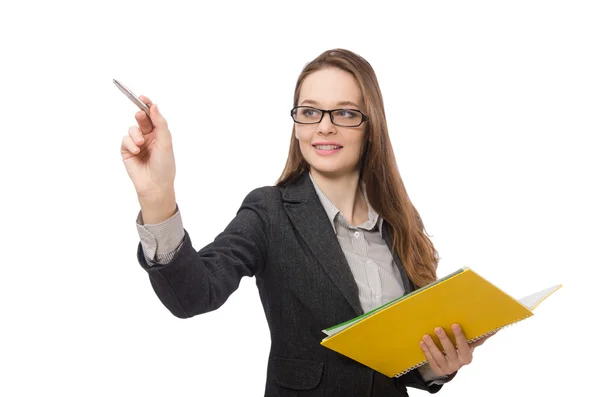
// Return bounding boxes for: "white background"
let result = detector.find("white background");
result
[1,0,598,396]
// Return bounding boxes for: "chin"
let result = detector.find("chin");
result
[308,160,357,178]
[300,146,360,178]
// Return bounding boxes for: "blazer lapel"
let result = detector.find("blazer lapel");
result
[282,172,364,316]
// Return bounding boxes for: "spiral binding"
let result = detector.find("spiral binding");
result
[393,315,530,378]
[394,361,427,377]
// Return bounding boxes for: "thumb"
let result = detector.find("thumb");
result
[149,104,170,141]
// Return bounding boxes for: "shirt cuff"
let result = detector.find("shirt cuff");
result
[136,204,185,265]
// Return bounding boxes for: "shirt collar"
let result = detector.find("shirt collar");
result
[309,171,384,237]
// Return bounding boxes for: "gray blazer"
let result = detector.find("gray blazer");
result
[137,171,444,396]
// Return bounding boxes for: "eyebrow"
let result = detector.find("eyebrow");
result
[300,99,361,109]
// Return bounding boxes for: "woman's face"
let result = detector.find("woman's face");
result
[295,67,367,179]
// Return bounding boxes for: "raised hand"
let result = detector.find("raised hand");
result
[121,95,177,223]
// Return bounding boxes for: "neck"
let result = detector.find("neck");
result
[310,168,368,226]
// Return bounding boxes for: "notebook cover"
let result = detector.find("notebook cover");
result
[320,268,533,377]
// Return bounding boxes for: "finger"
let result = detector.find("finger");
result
[138,95,153,107]
[148,103,171,144]
[469,330,498,351]
[420,340,444,376]
[135,110,153,135]
[137,95,154,132]
[128,125,145,145]
[435,327,459,362]
[422,334,448,372]
[121,135,141,155]
[470,332,495,349]
[470,338,487,349]
[452,324,473,364]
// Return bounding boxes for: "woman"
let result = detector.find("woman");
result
[120,48,491,396]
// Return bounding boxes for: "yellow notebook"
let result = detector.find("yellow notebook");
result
[320,267,561,378]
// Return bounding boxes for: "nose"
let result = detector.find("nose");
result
[316,111,336,136]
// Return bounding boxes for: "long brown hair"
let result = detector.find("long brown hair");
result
[276,48,438,287]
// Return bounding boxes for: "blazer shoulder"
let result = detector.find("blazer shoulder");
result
[243,185,285,208]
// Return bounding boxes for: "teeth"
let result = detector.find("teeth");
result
[314,145,342,150]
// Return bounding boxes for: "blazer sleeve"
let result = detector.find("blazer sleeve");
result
[396,368,453,394]
[136,187,270,318]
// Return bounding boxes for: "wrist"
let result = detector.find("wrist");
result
[445,370,458,381]
[138,191,177,224]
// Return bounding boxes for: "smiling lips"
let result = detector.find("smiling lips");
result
[314,144,342,150]
[312,142,343,155]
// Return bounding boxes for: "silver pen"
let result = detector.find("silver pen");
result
[113,79,151,120]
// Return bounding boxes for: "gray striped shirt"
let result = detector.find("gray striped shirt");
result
[308,172,405,313]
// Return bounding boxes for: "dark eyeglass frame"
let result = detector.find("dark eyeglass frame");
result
[290,105,368,127]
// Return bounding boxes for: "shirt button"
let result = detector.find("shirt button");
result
[354,231,360,238]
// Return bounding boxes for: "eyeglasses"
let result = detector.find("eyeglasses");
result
[291,106,368,127]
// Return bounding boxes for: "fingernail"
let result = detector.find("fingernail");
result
[452,324,460,332]
[435,327,443,335]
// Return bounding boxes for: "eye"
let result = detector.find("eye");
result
[337,109,361,119]
[301,108,317,117]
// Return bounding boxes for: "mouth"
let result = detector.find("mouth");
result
[312,144,343,150]
[312,143,343,155]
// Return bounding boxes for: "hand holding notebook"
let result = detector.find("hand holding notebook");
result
[320,267,561,378]
[419,323,495,377]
